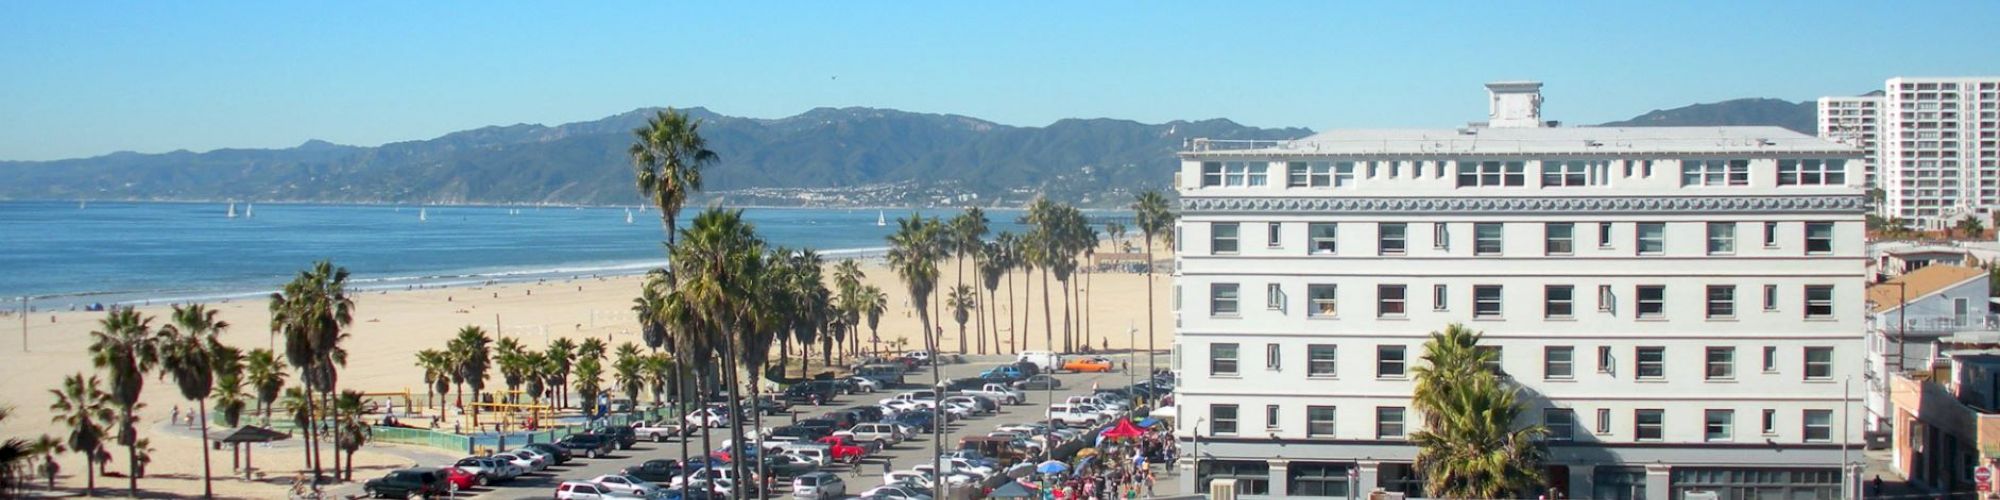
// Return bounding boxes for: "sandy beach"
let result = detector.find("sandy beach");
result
[0,245,1172,498]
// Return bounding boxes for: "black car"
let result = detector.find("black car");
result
[783,382,838,405]
[893,411,936,433]
[766,424,832,442]
[522,442,573,465]
[818,410,864,430]
[623,459,682,483]
[1012,374,1063,390]
[599,426,638,450]
[793,418,839,435]
[846,405,886,423]
[557,433,617,459]
[363,468,447,499]
[943,377,988,392]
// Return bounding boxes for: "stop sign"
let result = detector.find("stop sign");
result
[1976,466,1993,491]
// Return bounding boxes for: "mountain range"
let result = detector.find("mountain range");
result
[0,98,1821,207]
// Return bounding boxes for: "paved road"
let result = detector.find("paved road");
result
[423,354,1159,500]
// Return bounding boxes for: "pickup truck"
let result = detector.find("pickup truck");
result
[877,390,938,408]
[957,383,1026,405]
[632,420,688,442]
[813,436,870,464]
[831,422,907,448]
[1045,404,1102,427]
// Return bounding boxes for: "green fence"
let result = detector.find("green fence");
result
[372,426,473,452]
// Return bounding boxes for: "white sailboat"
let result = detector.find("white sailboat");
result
[78,200,86,209]
[419,208,428,222]
[625,208,634,224]
[226,203,238,219]
[245,203,254,218]
[876,210,886,227]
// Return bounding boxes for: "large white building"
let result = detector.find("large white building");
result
[1173,82,1868,500]
[1819,77,2000,226]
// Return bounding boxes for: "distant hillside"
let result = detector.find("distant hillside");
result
[1597,98,1817,134]
[0,107,1309,207]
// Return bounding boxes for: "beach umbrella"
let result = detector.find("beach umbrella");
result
[989,480,1041,498]
[1101,418,1144,440]
[1035,460,1069,475]
[1137,417,1161,428]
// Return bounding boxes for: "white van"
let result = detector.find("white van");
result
[1017,351,1063,371]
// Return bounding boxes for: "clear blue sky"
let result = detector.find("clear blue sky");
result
[3,1,1996,161]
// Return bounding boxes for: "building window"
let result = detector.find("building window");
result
[1375,407,1406,439]
[1636,285,1666,318]
[1546,285,1575,319]
[1307,406,1337,437]
[1265,343,1281,371]
[1433,284,1448,311]
[1173,284,1182,312]
[1286,161,1340,188]
[1704,409,1734,442]
[1763,222,1779,247]
[1762,409,1778,435]
[1762,346,1778,373]
[1211,404,1239,435]
[1266,283,1284,311]
[1598,222,1614,248]
[1307,284,1337,318]
[1201,162,1222,187]
[1636,223,1665,255]
[1803,410,1833,442]
[1473,285,1503,318]
[1307,345,1337,377]
[1199,161,1270,187]
[1545,346,1575,379]
[1705,347,1735,380]
[1377,285,1407,317]
[1763,284,1778,311]
[1379,223,1407,255]
[1210,343,1239,376]
[1681,159,1750,186]
[1636,346,1665,379]
[1266,223,1282,248]
[1597,345,1614,373]
[1210,283,1240,316]
[1707,222,1736,255]
[1266,404,1281,430]
[1545,223,1574,255]
[1804,347,1833,380]
[1474,223,1504,255]
[1288,462,1350,497]
[1635,409,1665,441]
[1778,159,1848,186]
[1545,409,1576,442]
[1308,223,1337,255]
[1706,285,1736,318]
[1804,285,1834,318]
[1542,160,1603,187]
[1456,160,1525,187]
[1598,285,1614,312]
[1805,223,1834,254]
[1377,345,1406,378]
[1433,223,1449,249]
[1211,223,1240,254]
[1596,408,1612,434]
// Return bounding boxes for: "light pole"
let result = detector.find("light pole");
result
[18,296,26,353]
[1191,417,1205,493]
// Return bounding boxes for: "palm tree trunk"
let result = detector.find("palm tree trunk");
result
[198,398,214,498]
[914,306,945,500]
[975,285,986,355]
[675,352,692,498]
[1007,271,1018,354]
[1061,279,1074,353]
[1084,265,1092,351]
[123,407,137,496]
[83,450,95,497]
[1040,268,1053,354]
[326,388,341,484]
[719,329,747,500]
[749,358,769,500]
[1144,235,1157,381]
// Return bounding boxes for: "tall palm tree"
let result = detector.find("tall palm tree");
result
[949,208,989,351]
[332,390,369,481]
[159,304,227,498]
[522,351,553,406]
[861,285,887,357]
[87,306,157,496]
[995,232,1024,353]
[49,373,112,497]
[641,353,674,404]
[1409,324,1547,499]
[947,285,975,355]
[1959,215,1988,239]
[1133,189,1176,378]
[888,214,948,499]
[578,338,609,364]
[276,387,313,473]
[546,338,577,408]
[630,108,719,267]
[448,326,492,407]
[673,208,768,497]
[414,349,451,417]
[495,337,528,404]
[979,242,1009,354]
[573,357,605,416]
[244,349,286,426]
[614,343,645,409]
[634,271,672,353]
[268,260,354,483]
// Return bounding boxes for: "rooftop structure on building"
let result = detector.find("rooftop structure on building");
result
[1173,81,1866,500]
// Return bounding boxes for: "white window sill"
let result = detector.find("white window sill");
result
[1704,378,1737,383]
[1376,315,1409,321]
[1307,315,1339,320]
[1211,314,1242,319]
[1542,377,1576,383]
[1706,316,1739,322]
[1635,378,1668,383]
[1545,316,1577,322]
[1211,374,1242,379]
[1471,316,1505,321]
[1307,375,1338,380]
[1636,316,1667,322]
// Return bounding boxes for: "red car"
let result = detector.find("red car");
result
[441,466,478,491]
[815,436,869,464]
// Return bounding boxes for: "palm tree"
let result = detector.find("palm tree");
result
[634,271,672,353]
[276,387,313,473]
[159,304,227,498]
[947,285,975,354]
[1960,215,1988,239]
[578,338,608,364]
[630,108,719,266]
[1133,189,1176,378]
[995,232,1024,353]
[949,208,989,352]
[522,352,553,406]
[49,373,112,497]
[573,357,605,417]
[614,343,645,409]
[414,349,452,417]
[979,242,1009,354]
[268,260,354,483]
[641,353,674,404]
[332,390,369,481]
[861,285,887,357]
[672,208,769,497]
[494,337,528,404]
[448,326,492,407]
[30,434,63,492]
[546,338,578,408]
[888,214,948,499]
[87,306,157,495]
[1409,324,1547,499]
[244,349,286,426]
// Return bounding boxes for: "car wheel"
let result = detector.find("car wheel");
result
[656,434,668,443]
[476,474,488,486]
[406,492,422,500]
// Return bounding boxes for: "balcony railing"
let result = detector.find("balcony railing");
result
[1187,138,1291,152]
[1871,314,2000,335]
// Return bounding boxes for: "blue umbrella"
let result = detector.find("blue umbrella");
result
[1036,460,1070,475]
[1137,418,1161,428]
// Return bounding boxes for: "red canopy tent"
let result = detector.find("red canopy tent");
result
[1101,418,1144,440]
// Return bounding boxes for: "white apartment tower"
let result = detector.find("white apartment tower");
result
[1174,82,1866,500]
[1820,77,2000,226]
[1816,93,1881,190]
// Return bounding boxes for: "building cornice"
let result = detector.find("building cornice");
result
[1181,194,1867,215]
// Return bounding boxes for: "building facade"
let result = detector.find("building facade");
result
[1817,94,1881,193]
[1821,77,2000,227]
[1863,265,1992,434]
[1174,82,1868,500]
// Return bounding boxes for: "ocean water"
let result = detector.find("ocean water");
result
[0,201,1032,308]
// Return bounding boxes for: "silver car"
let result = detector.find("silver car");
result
[792,472,847,499]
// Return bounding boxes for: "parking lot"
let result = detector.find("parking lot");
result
[424,353,1162,499]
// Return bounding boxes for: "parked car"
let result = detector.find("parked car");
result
[623,458,683,483]
[686,406,733,428]
[860,483,935,500]
[498,449,547,472]
[589,473,663,497]
[554,480,641,500]
[1015,351,1062,371]
[1011,374,1063,390]
[792,472,848,499]
[846,405,887,423]
[599,425,639,450]
[855,364,908,386]
[451,457,521,485]
[784,382,840,405]
[781,445,833,467]
[878,390,938,408]
[814,436,870,464]
[1062,356,1114,373]
[893,411,937,433]
[979,364,1030,382]
[522,442,573,464]
[558,433,618,459]
[364,468,449,499]
[761,452,823,478]
[634,420,690,442]
[904,350,933,365]
[440,466,479,491]
[833,422,908,448]
[1046,404,1101,426]
[847,375,885,393]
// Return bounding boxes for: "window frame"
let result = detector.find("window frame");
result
[1211,404,1240,435]
[1472,285,1504,318]
[1378,223,1408,255]
[1545,285,1575,319]
[1763,284,1778,311]
[1474,223,1504,256]
[1307,223,1337,255]
[1307,284,1338,318]
[1376,345,1407,378]
[1211,222,1241,254]
[1803,409,1833,442]
[1210,343,1240,376]
[1680,159,1750,187]
[1804,285,1834,319]
[1266,404,1281,430]
[1636,223,1665,255]
[1266,222,1282,248]
[1306,406,1337,437]
[1541,159,1603,187]
[1456,160,1526,187]
[1307,344,1337,377]
[1266,283,1284,311]
[1636,285,1666,318]
[1545,223,1575,255]
[1706,285,1736,319]
[1597,222,1614,248]
[1432,284,1448,312]
[1803,347,1833,380]
[1763,222,1780,248]
[1635,346,1665,380]
[1706,222,1736,255]
[1375,407,1406,440]
[1634,409,1665,441]
[1704,409,1735,442]
[1210,283,1241,317]
[1377,284,1407,317]
[1265,343,1282,371]
[1805,223,1834,255]
[1778,159,1848,186]
[1544,408,1576,442]
[1705,346,1735,380]
[1544,346,1575,380]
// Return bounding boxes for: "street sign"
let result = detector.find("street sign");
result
[1975,465,1992,492]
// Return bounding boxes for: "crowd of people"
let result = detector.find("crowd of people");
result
[1046,421,1175,500]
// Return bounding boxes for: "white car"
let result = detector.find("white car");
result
[499,450,547,472]
[452,457,522,485]
[908,465,983,486]
[878,390,938,408]
[1046,404,1101,426]
[672,467,751,491]
[861,484,936,500]
[847,376,884,393]
[834,423,908,448]
[938,457,995,477]
[1015,350,1062,371]
[685,407,732,428]
[555,480,647,499]
[882,470,935,490]
[780,444,833,467]
[940,396,993,415]
[633,420,688,442]
[588,474,661,497]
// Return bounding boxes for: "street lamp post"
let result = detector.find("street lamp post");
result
[1191,417,1205,494]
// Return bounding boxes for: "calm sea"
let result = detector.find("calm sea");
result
[0,201,1033,308]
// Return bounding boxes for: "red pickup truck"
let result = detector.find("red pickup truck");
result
[815,436,869,464]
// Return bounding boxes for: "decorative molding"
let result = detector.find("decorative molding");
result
[1180,195,1867,214]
